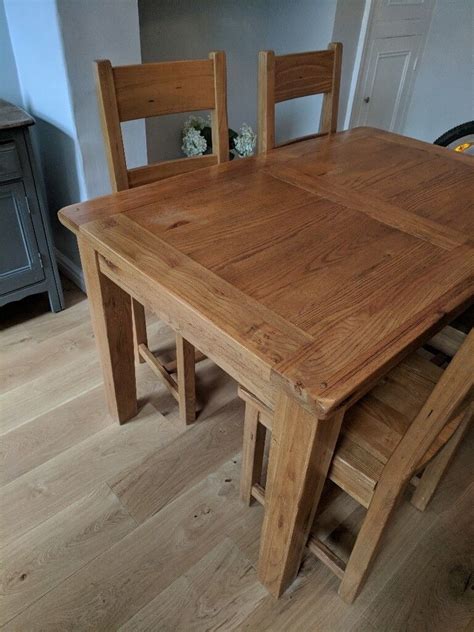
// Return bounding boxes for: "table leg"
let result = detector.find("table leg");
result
[79,238,137,423]
[257,391,344,597]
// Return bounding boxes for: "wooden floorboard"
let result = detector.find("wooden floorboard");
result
[0,282,472,631]
[118,537,268,632]
[0,320,95,395]
[0,354,102,434]
[2,457,254,631]
[0,384,112,486]
[110,398,244,524]
[0,483,136,626]
[0,403,181,547]
[355,485,474,632]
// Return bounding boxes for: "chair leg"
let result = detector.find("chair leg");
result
[176,333,196,425]
[338,484,404,603]
[132,298,148,364]
[240,402,266,505]
[411,411,472,512]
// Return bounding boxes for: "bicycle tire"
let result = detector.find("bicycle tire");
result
[434,121,474,147]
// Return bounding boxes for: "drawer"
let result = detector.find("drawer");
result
[0,141,22,182]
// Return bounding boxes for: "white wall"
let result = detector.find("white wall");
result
[0,0,22,106]
[3,0,146,275]
[57,0,147,199]
[332,0,365,130]
[4,0,87,268]
[139,0,338,162]
[403,0,473,142]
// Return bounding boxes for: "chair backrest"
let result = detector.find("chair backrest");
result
[390,328,473,482]
[258,42,342,153]
[95,52,229,192]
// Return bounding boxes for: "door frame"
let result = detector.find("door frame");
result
[344,0,374,129]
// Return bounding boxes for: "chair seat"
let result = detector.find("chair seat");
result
[239,352,466,509]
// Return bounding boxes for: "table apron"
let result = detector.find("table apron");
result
[96,251,277,411]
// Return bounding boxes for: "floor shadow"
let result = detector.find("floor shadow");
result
[0,275,83,330]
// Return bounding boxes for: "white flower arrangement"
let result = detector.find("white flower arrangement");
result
[183,115,209,134]
[234,123,257,157]
[181,116,257,159]
[181,126,208,157]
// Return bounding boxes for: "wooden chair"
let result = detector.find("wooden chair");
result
[239,326,473,602]
[258,42,342,153]
[94,52,229,424]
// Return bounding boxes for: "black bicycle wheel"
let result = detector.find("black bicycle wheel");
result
[434,121,474,155]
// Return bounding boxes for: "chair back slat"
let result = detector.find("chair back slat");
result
[258,42,342,153]
[274,50,335,103]
[95,52,229,192]
[113,59,216,121]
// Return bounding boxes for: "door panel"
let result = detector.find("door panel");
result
[375,0,434,22]
[357,35,422,130]
[0,182,45,296]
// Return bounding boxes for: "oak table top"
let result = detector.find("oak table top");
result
[59,126,474,419]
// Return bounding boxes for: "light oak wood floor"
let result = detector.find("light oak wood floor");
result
[1,280,473,631]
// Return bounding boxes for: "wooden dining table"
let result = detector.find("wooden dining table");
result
[59,126,474,598]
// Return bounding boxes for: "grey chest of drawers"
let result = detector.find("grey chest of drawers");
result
[0,99,63,312]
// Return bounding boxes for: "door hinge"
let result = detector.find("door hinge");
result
[25,196,32,215]
[38,252,44,270]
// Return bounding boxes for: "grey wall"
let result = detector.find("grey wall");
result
[0,0,22,106]
[403,0,474,142]
[139,0,338,163]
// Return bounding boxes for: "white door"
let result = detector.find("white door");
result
[351,0,434,132]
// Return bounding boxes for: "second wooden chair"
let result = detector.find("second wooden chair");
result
[258,42,342,152]
[95,52,229,424]
[239,326,473,601]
